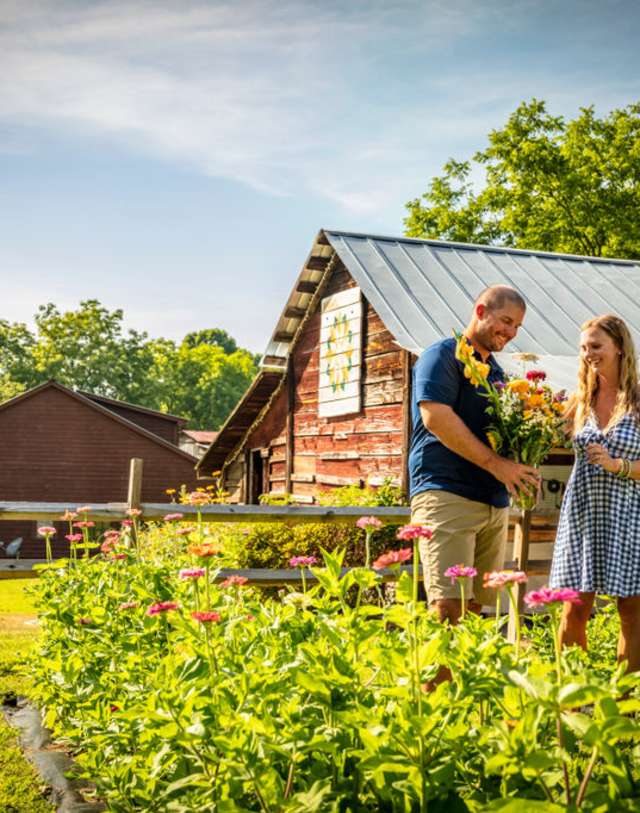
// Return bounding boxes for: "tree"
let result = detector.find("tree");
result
[405,100,640,258]
[161,343,257,430]
[182,328,238,355]
[27,300,160,405]
[0,300,257,430]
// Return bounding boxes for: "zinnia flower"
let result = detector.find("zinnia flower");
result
[187,491,210,505]
[126,508,143,517]
[444,564,478,583]
[111,553,127,560]
[188,542,223,558]
[396,524,433,541]
[119,601,139,610]
[524,587,581,608]
[356,516,383,530]
[147,601,179,616]
[179,567,206,579]
[191,611,221,623]
[65,533,83,543]
[76,505,92,513]
[506,379,530,396]
[526,370,547,382]
[289,556,318,568]
[164,512,184,521]
[176,526,196,536]
[483,570,527,589]
[73,520,95,529]
[372,548,413,570]
[220,575,249,587]
[121,519,134,528]
[60,510,78,521]
[37,526,57,536]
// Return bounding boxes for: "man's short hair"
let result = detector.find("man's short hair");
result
[475,285,526,312]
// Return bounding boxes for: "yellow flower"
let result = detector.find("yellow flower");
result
[552,401,566,414]
[487,431,500,452]
[506,379,530,396]
[165,488,176,495]
[455,335,474,362]
[463,364,489,387]
[525,393,545,409]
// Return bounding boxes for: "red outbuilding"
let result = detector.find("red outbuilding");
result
[0,381,199,558]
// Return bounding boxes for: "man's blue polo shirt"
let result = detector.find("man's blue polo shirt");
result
[409,337,509,508]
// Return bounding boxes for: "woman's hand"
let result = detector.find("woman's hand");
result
[585,443,618,474]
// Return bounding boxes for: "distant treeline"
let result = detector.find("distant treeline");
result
[0,300,258,430]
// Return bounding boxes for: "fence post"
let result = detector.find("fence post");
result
[127,458,144,511]
[507,509,532,642]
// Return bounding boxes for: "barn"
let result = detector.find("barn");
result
[0,381,199,558]
[197,229,640,507]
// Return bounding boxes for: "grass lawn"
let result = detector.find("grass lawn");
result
[0,578,54,812]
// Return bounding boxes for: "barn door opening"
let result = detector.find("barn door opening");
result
[249,448,268,504]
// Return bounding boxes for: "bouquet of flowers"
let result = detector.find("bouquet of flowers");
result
[455,333,569,510]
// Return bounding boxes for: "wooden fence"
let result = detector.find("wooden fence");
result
[0,459,560,640]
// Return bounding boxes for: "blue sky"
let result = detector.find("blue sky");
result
[2,0,639,353]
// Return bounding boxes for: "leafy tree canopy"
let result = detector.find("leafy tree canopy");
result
[405,99,640,258]
[0,300,257,430]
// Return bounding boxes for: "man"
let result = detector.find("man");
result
[410,285,539,624]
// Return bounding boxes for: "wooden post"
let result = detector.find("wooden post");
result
[127,458,144,511]
[285,355,295,494]
[400,350,413,498]
[507,509,532,642]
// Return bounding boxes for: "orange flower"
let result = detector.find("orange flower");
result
[188,542,223,558]
[506,379,530,396]
[525,393,545,409]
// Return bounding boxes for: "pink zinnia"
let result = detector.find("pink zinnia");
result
[356,516,383,530]
[74,520,95,529]
[187,491,210,505]
[60,510,78,521]
[76,505,92,513]
[126,508,143,517]
[396,524,433,542]
[483,570,528,589]
[175,526,196,536]
[37,526,57,536]
[526,370,547,382]
[444,564,478,583]
[146,601,179,616]
[111,553,127,560]
[372,548,413,570]
[220,575,249,588]
[524,587,582,608]
[179,567,206,579]
[289,556,318,568]
[65,533,83,543]
[119,601,139,610]
[164,513,184,521]
[121,519,134,528]
[192,611,221,623]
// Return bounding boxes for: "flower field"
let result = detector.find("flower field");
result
[28,514,640,812]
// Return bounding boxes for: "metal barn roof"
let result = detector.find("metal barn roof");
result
[261,229,640,392]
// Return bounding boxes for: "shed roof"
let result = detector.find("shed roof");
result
[261,229,640,391]
[80,391,188,426]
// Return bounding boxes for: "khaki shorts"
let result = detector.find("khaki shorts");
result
[411,490,509,606]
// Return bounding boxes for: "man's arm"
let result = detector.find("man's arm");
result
[420,401,540,496]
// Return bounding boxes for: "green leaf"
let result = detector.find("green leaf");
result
[395,571,413,604]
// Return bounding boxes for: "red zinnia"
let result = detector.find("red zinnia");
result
[372,548,413,570]
[191,611,221,623]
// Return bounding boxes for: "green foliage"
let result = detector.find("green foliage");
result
[225,481,407,568]
[0,300,257,429]
[28,527,640,811]
[317,476,407,507]
[405,99,640,258]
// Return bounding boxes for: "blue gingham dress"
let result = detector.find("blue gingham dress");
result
[550,413,640,597]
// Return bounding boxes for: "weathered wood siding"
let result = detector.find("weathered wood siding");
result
[242,261,406,501]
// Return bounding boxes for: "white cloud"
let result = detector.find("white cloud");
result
[0,0,637,218]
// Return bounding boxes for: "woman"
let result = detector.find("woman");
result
[550,314,640,671]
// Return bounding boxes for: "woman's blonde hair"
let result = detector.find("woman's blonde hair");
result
[573,314,640,434]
